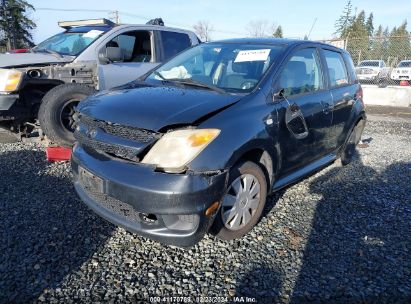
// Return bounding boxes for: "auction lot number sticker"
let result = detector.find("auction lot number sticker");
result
[234,49,271,62]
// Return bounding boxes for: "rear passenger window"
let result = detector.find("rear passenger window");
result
[279,48,323,97]
[161,31,191,60]
[323,50,349,87]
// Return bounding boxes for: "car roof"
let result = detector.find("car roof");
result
[111,24,196,34]
[208,38,348,52]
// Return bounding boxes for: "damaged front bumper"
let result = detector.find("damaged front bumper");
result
[71,144,228,247]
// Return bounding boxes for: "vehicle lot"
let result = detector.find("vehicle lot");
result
[1,110,410,303]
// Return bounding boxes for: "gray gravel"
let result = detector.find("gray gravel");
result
[1,114,410,303]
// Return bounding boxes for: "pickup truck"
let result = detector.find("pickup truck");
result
[355,60,390,84]
[0,18,199,146]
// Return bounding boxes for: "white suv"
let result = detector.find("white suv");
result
[390,60,411,83]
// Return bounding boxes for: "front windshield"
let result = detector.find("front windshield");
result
[398,61,411,67]
[147,43,285,93]
[33,28,106,56]
[359,61,379,67]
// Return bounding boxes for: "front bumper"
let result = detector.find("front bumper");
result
[390,74,410,80]
[0,93,19,111]
[71,144,228,247]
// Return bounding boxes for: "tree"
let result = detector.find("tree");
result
[345,10,369,63]
[365,13,374,36]
[334,0,354,38]
[0,0,36,50]
[193,20,213,42]
[273,25,283,38]
[246,19,270,37]
[389,20,411,63]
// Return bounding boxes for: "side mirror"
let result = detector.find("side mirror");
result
[272,88,285,102]
[103,46,123,63]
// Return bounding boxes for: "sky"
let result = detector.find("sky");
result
[28,0,411,44]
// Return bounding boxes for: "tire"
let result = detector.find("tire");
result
[38,84,95,147]
[210,161,267,240]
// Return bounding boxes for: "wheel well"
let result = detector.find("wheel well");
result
[238,149,275,192]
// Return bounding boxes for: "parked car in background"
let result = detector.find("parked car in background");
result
[355,60,390,83]
[390,60,411,83]
[72,38,366,247]
[0,18,199,146]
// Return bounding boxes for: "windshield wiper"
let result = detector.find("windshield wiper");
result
[166,77,226,94]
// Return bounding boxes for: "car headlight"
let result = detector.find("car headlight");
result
[141,129,220,173]
[0,69,23,92]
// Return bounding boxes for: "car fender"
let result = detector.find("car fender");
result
[187,95,280,185]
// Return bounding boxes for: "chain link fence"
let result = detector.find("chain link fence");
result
[323,36,411,86]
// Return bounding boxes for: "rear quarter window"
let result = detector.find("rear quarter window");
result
[323,50,349,87]
[160,31,192,61]
[342,52,357,83]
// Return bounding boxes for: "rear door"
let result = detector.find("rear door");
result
[157,30,193,62]
[275,47,333,176]
[321,48,356,151]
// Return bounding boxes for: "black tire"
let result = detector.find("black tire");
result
[38,84,95,147]
[210,161,267,240]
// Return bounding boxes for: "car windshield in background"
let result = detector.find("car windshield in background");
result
[359,61,379,67]
[146,43,285,93]
[32,26,108,56]
[398,61,411,67]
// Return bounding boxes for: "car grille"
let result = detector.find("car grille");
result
[79,114,160,143]
[74,130,139,160]
[74,114,161,161]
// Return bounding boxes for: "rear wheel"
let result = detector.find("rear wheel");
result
[38,84,95,147]
[210,161,267,240]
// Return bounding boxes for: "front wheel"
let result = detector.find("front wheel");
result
[38,84,95,147]
[210,161,267,240]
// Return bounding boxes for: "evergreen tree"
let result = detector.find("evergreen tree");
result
[273,26,283,38]
[389,20,411,63]
[366,13,374,36]
[346,10,369,63]
[334,0,354,38]
[0,0,36,50]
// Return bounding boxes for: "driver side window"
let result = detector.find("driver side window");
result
[279,48,323,97]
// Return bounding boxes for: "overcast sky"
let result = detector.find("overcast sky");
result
[28,0,411,43]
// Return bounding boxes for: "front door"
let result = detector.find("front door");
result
[98,30,159,90]
[275,47,333,176]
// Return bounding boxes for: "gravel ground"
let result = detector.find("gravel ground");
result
[1,114,410,303]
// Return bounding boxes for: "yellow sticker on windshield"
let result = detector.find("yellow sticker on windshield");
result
[235,49,271,62]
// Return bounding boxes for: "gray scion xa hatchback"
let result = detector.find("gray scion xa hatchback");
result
[71,38,366,247]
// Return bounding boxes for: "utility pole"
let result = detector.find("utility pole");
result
[109,10,120,24]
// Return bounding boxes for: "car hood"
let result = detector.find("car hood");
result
[77,85,242,132]
[0,52,73,68]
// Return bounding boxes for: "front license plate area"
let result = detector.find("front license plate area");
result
[79,167,104,193]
